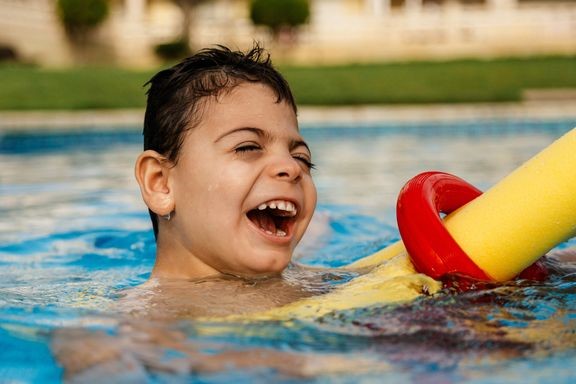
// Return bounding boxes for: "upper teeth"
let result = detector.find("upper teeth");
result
[257,200,297,216]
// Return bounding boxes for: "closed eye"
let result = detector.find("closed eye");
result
[293,155,316,170]
[235,143,262,153]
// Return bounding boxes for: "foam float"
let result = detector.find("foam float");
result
[222,128,576,322]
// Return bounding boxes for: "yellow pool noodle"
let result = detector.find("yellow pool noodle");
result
[215,128,576,322]
[216,252,442,322]
[350,128,576,281]
[444,128,576,281]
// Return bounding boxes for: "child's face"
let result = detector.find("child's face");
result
[166,83,316,277]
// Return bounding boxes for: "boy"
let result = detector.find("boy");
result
[53,46,381,380]
[132,44,319,317]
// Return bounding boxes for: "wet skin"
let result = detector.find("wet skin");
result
[136,82,317,280]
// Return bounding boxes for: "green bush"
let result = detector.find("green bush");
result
[57,0,109,34]
[250,0,310,36]
[154,40,191,61]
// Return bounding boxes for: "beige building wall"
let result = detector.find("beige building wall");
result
[147,0,576,64]
[269,0,576,63]
[0,0,73,66]
[0,0,575,67]
[0,0,165,67]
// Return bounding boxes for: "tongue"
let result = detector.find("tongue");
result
[247,210,277,233]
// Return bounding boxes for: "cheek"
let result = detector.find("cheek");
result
[305,178,318,213]
[219,161,259,191]
[196,166,254,215]
[311,180,318,204]
[174,168,220,218]
[302,182,318,231]
[293,180,317,242]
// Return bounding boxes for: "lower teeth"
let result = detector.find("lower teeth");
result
[265,229,287,237]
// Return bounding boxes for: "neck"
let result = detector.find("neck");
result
[151,233,221,280]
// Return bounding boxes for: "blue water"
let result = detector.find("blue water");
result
[1,119,575,383]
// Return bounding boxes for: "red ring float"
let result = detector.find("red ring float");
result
[396,171,547,281]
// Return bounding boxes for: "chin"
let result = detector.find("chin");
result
[242,251,292,276]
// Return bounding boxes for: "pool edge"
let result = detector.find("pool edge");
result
[1,100,576,133]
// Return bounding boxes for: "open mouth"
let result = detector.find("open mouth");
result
[246,199,297,238]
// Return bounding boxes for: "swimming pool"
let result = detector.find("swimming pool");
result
[1,118,575,383]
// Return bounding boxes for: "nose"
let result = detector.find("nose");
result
[268,154,302,182]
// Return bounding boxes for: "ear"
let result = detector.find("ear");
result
[134,150,174,216]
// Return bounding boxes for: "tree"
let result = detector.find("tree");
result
[249,0,311,41]
[56,0,109,39]
[155,0,213,59]
[56,0,110,64]
[172,0,210,47]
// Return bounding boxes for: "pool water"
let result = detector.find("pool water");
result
[1,119,575,383]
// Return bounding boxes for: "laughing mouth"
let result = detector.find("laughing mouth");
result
[246,199,297,238]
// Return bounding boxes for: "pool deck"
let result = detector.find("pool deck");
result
[1,100,576,132]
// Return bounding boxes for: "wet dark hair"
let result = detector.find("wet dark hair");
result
[143,43,297,239]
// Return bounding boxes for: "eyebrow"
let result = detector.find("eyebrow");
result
[215,127,311,153]
[214,127,264,142]
[291,139,311,154]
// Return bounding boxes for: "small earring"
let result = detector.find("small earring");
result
[160,211,172,221]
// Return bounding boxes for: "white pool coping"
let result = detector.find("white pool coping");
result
[1,100,576,133]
